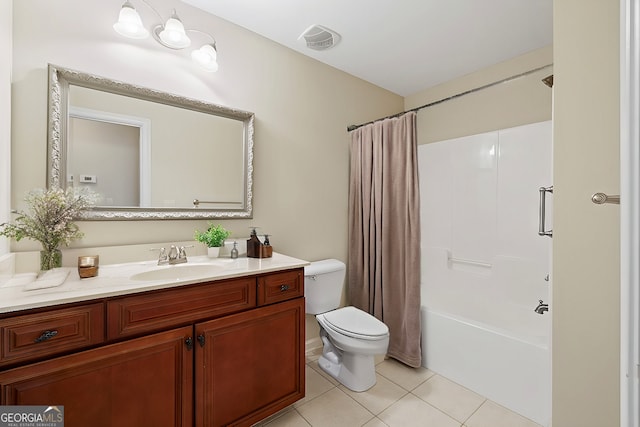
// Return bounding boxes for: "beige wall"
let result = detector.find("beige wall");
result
[405,45,553,144]
[553,1,621,426]
[10,0,403,265]
[0,1,11,256]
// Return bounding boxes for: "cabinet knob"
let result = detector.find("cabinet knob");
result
[185,337,194,351]
[34,330,58,343]
[280,284,290,292]
[197,334,206,348]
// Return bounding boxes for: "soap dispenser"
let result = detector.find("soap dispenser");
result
[261,234,273,258]
[230,241,238,259]
[247,227,261,258]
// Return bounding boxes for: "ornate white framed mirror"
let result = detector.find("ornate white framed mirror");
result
[47,64,254,220]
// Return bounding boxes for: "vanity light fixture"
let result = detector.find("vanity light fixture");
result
[113,0,219,72]
[155,10,191,49]
[191,42,218,72]
[113,1,149,39]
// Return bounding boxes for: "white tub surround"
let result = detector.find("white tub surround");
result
[0,252,308,314]
[419,121,552,426]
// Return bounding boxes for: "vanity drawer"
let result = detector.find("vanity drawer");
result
[107,277,257,340]
[0,303,105,367]
[257,268,304,306]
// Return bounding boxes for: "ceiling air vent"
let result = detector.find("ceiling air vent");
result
[298,24,341,51]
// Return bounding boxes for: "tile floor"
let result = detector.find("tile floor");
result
[255,352,543,427]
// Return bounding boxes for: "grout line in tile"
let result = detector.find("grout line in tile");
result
[294,384,338,410]
[461,397,487,424]
[336,380,411,417]
[359,415,377,427]
[408,391,468,426]
[412,373,486,424]
[340,387,377,420]
[303,359,517,427]
[375,370,431,393]
[292,408,313,427]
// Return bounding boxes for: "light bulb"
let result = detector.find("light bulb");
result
[191,44,219,72]
[113,1,149,39]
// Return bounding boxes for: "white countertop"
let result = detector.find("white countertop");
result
[0,253,309,314]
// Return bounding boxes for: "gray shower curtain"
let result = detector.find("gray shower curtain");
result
[347,112,422,368]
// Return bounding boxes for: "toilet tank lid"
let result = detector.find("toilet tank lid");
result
[304,259,345,276]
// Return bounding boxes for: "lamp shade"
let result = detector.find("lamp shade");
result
[191,44,218,72]
[113,1,149,39]
[158,11,191,49]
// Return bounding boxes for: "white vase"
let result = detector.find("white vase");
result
[207,247,221,258]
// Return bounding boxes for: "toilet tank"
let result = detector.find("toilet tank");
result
[304,259,346,314]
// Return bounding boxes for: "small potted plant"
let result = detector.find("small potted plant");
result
[194,223,231,258]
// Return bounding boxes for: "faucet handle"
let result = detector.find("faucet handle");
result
[178,245,192,260]
[150,247,168,265]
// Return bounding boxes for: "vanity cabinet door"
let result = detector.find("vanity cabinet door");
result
[195,297,305,427]
[0,326,193,427]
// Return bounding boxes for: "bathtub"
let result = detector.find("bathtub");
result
[418,123,552,425]
[421,299,550,426]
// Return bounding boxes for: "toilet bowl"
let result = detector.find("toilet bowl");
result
[316,306,389,391]
[305,260,390,392]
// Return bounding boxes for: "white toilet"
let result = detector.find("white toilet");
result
[305,259,389,392]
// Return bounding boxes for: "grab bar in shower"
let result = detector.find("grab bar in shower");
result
[447,256,492,269]
[538,186,553,237]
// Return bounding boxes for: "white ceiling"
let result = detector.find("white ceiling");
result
[181,0,553,97]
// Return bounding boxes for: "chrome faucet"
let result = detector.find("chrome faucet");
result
[167,245,190,265]
[155,244,191,265]
[534,300,549,314]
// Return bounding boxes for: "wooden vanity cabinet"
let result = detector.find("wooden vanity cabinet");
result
[0,326,193,427]
[196,297,305,426]
[107,276,256,340]
[257,269,303,305]
[0,267,305,427]
[0,303,104,368]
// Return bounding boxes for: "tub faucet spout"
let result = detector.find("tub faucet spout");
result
[534,300,549,314]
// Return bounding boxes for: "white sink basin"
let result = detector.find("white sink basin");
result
[130,264,223,281]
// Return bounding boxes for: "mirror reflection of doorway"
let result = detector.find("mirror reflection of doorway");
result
[68,107,151,207]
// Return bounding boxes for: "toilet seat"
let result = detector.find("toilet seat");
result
[320,306,389,340]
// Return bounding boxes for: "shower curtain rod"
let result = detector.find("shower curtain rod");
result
[347,63,553,132]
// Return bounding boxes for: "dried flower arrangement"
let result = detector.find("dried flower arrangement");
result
[0,188,95,270]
